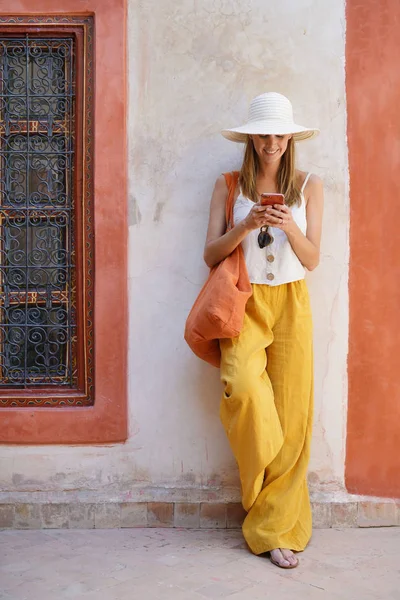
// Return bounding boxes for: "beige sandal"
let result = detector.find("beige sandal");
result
[269,549,299,569]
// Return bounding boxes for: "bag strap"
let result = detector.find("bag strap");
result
[223,171,240,231]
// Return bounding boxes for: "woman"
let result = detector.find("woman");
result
[204,92,323,569]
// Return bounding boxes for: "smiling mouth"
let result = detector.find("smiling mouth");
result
[264,149,279,155]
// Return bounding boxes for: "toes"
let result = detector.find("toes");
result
[280,548,299,566]
[270,549,291,567]
[281,558,291,567]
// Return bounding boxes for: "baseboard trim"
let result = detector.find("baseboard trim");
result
[0,499,399,530]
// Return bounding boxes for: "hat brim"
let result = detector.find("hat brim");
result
[221,120,319,143]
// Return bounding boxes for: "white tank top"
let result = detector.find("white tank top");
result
[233,173,311,286]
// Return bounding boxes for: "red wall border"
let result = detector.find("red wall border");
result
[346,0,400,496]
[0,1,128,443]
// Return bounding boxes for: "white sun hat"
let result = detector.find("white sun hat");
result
[221,92,319,143]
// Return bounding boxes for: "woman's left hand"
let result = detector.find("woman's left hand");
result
[265,204,296,234]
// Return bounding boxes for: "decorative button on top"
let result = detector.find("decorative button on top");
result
[267,255,275,263]
[267,273,275,281]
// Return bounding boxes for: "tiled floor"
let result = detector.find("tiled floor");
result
[0,527,399,600]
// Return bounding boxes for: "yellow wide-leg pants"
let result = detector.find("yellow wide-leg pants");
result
[219,281,313,555]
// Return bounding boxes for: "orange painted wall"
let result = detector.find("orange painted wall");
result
[0,1,128,443]
[346,0,400,496]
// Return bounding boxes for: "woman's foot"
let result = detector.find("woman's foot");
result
[269,548,299,569]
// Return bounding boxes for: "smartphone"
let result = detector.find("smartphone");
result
[260,193,285,206]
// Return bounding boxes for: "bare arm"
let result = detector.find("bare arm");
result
[203,175,271,268]
[265,174,324,271]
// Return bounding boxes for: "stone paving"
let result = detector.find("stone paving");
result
[0,527,399,599]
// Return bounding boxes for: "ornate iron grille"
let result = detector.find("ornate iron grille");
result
[0,36,76,387]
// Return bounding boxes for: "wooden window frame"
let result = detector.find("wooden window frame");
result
[0,25,94,406]
[0,8,127,444]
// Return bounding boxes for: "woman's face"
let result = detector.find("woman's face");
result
[251,134,292,164]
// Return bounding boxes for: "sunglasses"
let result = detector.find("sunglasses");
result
[258,226,274,249]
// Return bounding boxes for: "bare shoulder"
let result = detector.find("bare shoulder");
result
[211,172,240,212]
[206,174,230,243]
[305,174,323,201]
[214,174,229,194]
[306,173,323,190]
[304,174,324,217]
[210,174,228,205]
[296,169,308,188]
[296,170,323,190]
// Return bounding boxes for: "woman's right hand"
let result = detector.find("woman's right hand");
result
[204,176,274,268]
[242,202,270,231]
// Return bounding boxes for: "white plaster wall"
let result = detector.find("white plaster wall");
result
[0,0,348,502]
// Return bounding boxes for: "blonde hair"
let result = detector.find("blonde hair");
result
[238,137,301,207]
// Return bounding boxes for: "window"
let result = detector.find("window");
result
[0,10,127,444]
[0,20,94,407]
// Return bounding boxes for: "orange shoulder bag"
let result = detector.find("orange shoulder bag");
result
[184,171,252,368]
